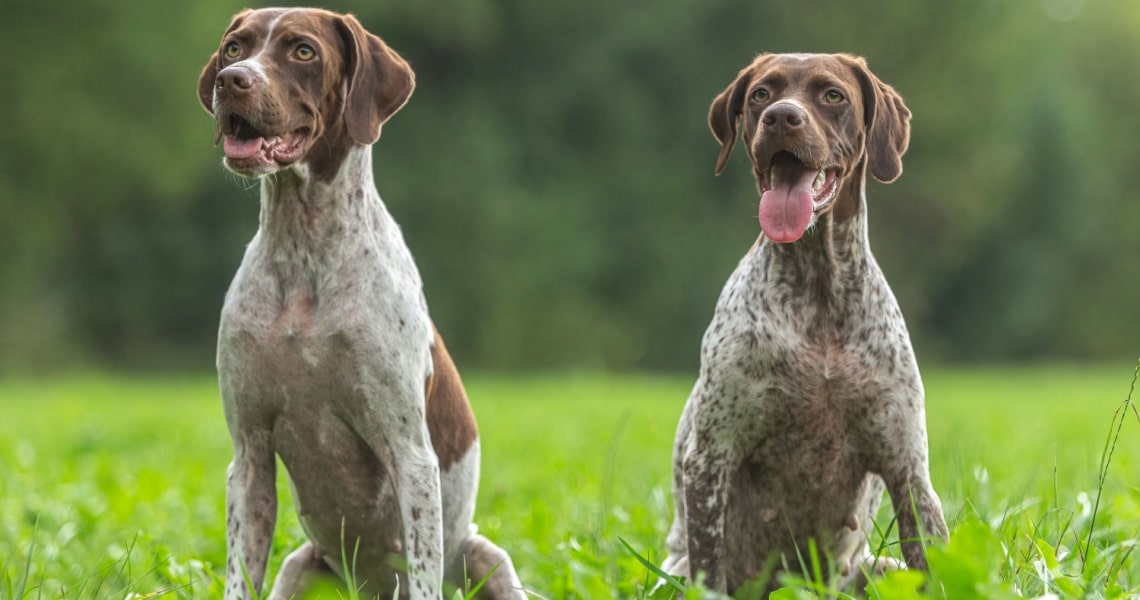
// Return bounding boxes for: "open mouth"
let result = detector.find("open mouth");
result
[757,151,840,243]
[220,114,309,167]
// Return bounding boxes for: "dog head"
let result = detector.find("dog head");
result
[198,8,414,179]
[709,53,910,243]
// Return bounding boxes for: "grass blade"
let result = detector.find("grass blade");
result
[1081,357,1140,573]
[617,537,686,594]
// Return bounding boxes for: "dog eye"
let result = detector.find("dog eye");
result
[224,42,240,59]
[824,90,845,104]
[751,88,770,103]
[294,44,316,61]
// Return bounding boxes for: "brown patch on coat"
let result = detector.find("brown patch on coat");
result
[424,326,478,470]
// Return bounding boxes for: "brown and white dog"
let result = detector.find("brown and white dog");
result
[197,8,524,599]
[662,53,949,594]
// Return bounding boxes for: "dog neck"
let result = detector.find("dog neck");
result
[764,168,872,304]
[256,144,392,277]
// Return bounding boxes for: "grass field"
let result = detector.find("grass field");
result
[2,363,1138,598]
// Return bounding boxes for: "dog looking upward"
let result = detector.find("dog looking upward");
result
[198,8,525,599]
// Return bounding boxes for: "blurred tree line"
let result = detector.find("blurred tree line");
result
[1,0,1137,373]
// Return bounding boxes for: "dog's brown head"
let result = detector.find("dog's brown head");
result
[709,53,910,243]
[198,8,414,179]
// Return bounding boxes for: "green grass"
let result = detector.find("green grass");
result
[1,363,1138,598]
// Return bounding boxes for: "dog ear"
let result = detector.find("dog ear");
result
[847,56,911,183]
[336,14,415,145]
[198,10,251,115]
[708,65,755,176]
[197,51,220,115]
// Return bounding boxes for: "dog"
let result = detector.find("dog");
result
[197,8,525,599]
[661,53,949,594]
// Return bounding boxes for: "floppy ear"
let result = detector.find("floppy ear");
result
[848,56,911,183]
[198,10,250,115]
[336,14,415,145]
[197,50,220,114]
[708,66,754,176]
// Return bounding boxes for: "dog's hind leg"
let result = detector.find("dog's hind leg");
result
[846,555,904,595]
[451,532,526,599]
[266,541,334,600]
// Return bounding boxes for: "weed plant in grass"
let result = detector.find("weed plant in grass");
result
[1,364,1138,598]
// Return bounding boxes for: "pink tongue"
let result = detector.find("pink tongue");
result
[759,167,817,243]
[223,136,264,160]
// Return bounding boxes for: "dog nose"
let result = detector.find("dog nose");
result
[216,66,256,94]
[762,103,805,132]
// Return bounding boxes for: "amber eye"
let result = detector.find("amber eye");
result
[294,44,316,61]
[824,89,845,104]
[751,88,770,103]
[224,41,240,59]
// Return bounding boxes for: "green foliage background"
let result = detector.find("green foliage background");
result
[2,0,1137,372]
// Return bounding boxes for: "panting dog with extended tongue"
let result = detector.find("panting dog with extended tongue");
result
[662,53,949,594]
[198,8,524,600]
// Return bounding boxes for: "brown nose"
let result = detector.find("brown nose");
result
[216,66,257,94]
[761,103,805,133]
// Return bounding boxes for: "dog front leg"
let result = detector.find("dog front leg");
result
[681,432,734,592]
[223,435,278,600]
[355,389,444,600]
[662,396,696,578]
[886,471,947,571]
[873,386,948,571]
[395,442,444,599]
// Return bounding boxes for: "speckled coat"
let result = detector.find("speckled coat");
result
[663,53,949,594]
[197,9,524,600]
